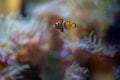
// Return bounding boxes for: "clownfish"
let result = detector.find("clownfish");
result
[0,55,11,64]
[53,19,76,32]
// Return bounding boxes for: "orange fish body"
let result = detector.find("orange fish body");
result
[0,55,10,64]
[53,19,76,32]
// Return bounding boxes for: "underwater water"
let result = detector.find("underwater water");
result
[0,0,120,80]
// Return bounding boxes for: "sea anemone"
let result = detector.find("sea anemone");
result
[114,66,120,80]
[0,63,29,80]
[64,62,89,80]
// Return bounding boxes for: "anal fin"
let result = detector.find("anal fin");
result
[60,28,64,32]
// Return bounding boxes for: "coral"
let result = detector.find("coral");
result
[74,49,115,80]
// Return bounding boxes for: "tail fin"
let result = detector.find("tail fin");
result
[71,23,76,28]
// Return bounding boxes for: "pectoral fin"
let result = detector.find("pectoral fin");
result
[60,28,64,32]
